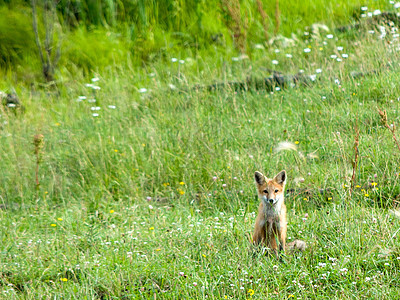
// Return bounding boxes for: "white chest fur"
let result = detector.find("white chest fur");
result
[258,198,283,232]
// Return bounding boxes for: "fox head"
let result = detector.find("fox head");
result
[254,170,286,206]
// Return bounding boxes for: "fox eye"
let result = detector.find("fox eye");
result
[263,190,268,194]
[274,189,279,193]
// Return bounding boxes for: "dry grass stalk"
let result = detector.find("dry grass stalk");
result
[350,120,360,190]
[256,0,270,41]
[221,0,248,54]
[378,108,400,152]
[33,134,44,187]
[274,0,280,35]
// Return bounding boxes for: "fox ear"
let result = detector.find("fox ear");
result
[254,171,266,185]
[274,170,286,185]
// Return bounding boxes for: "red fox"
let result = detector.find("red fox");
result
[252,170,287,257]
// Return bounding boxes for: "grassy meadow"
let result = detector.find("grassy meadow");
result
[1,0,400,299]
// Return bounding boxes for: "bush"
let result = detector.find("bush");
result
[0,6,36,68]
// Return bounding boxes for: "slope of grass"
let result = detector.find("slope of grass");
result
[1,4,400,299]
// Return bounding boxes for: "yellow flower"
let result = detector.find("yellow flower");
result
[288,295,294,299]
[156,248,161,251]
[224,296,228,299]
[114,149,118,152]
[177,189,185,195]
[328,197,332,200]
[355,185,361,188]
[364,194,369,197]
[319,47,323,50]
[51,224,57,227]
[57,218,63,221]
[163,183,169,187]
[294,141,299,144]
[248,289,255,296]
[371,182,377,187]
[109,210,115,214]
[142,144,146,147]
[179,181,185,185]
[202,254,206,258]
[60,278,68,282]
[149,227,154,230]
[352,93,356,96]
[55,122,61,126]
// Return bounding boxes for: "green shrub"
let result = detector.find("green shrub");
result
[0,6,36,68]
[61,27,130,74]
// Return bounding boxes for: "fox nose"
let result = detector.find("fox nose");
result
[268,199,274,204]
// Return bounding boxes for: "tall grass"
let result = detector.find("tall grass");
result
[0,0,394,78]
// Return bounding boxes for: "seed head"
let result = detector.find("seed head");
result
[378,109,387,125]
[33,134,44,155]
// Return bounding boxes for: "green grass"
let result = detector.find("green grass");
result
[1,2,400,299]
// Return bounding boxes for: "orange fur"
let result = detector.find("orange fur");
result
[252,170,287,258]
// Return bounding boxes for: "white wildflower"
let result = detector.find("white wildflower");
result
[373,10,381,16]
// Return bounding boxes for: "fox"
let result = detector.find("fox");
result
[252,170,287,257]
